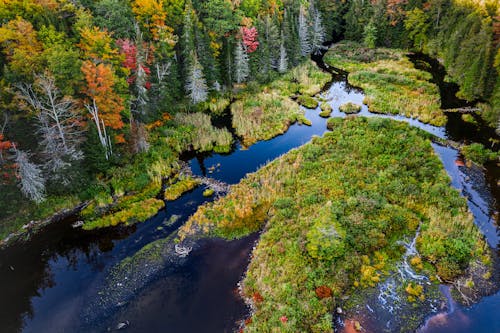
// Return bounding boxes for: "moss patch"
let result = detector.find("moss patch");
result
[298,94,319,109]
[165,177,201,201]
[339,102,362,114]
[319,103,333,117]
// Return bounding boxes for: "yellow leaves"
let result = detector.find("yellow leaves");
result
[0,17,43,75]
[78,26,121,64]
[405,282,425,302]
[132,0,177,42]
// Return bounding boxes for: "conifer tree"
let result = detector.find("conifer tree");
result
[186,52,208,103]
[311,9,326,55]
[278,36,288,73]
[299,4,311,56]
[234,40,250,83]
[14,148,46,203]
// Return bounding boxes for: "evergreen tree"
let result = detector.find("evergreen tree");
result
[14,148,46,203]
[299,4,311,56]
[363,21,377,49]
[186,52,208,103]
[311,9,326,54]
[283,8,301,67]
[234,41,250,83]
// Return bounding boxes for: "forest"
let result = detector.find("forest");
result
[0,0,498,239]
[0,0,499,332]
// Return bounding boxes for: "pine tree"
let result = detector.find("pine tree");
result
[278,32,288,73]
[186,52,208,103]
[14,148,46,203]
[283,8,301,67]
[234,41,250,84]
[311,9,326,55]
[363,21,378,49]
[299,4,311,56]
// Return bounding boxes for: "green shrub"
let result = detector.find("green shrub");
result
[339,102,362,114]
[461,143,499,165]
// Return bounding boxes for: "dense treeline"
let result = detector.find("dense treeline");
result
[338,0,499,126]
[0,0,330,235]
[0,0,498,236]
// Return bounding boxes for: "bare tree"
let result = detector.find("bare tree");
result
[16,74,83,173]
[14,147,46,203]
[85,100,112,160]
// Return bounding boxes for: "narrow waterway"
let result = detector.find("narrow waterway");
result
[0,53,498,332]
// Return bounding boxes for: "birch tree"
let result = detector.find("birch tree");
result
[234,41,250,84]
[16,74,83,173]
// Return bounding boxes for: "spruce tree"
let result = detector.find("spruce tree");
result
[311,9,326,54]
[186,52,208,103]
[234,41,250,84]
[299,4,311,56]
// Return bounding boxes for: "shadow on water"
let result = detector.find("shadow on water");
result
[0,45,498,333]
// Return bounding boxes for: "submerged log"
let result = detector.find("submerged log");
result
[446,107,481,113]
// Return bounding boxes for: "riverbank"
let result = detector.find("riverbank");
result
[0,60,329,248]
[323,41,446,126]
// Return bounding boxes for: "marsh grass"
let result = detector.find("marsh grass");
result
[174,112,233,153]
[231,61,330,146]
[325,42,446,126]
[179,117,488,332]
[164,176,201,201]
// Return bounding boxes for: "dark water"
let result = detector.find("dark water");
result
[0,54,499,332]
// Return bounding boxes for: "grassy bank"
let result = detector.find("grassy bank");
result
[324,42,446,126]
[231,61,330,146]
[179,117,490,332]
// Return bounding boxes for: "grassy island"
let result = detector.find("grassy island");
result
[179,117,490,332]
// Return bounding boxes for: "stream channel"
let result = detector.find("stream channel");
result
[0,51,499,333]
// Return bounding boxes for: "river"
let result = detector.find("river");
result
[0,52,498,333]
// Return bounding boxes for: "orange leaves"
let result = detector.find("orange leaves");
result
[78,26,122,64]
[81,60,125,130]
[0,134,12,151]
[0,17,43,75]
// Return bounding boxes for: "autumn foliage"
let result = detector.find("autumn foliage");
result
[0,17,43,75]
[241,26,259,53]
[315,285,333,299]
[81,60,125,132]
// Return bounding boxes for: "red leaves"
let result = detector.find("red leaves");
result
[252,291,264,303]
[241,27,259,53]
[280,316,288,323]
[315,285,333,299]
[117,39,137,72]
[117,38,152,88]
